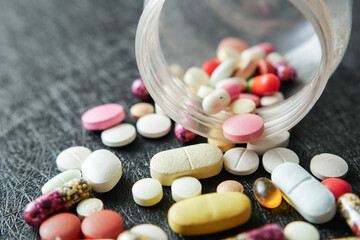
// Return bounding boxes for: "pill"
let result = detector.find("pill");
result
[230,98,256,115]
[253,177,282,208]
[130,224,168,240]
[321,178,352,200]
[130,102,154,120]
[274,62,297,83]
[215,77,247,92]
[202,89,231,114]
[225,223,285,240]
[233,59,257,80]
[217,37,250,54]
[260,91,284,107]
[101,123,136,147]
[284,221,320,240]
[132,78,150,100]
[223,147,259,176]
[238,93,260,106]
[240,46,266,62]
[117,231,155,240]
[39,213,81,240]
[247,131,290,155]
[81,103,126,131]
[183,67,209,91]
[256,42,275,55]
[257,59,276,75]
[219,82,242,102]
[81,209,124,239]
[56,146,91,172]
[216,180,243,193]
[170,64,185,80]
[171,176,202,202]
[310,153,348,180]
[271,162,336,223]
[168,192,251,236]
[222,114,264,142]
[132,178,163,206]
[209,59,236,87]
[150,143,223,186]
[82,149,122,193]
[248,73,281,96]
[338,193,360,236]
[262,147,299,174]
[41,169,82,194]
[136,113,171,138]
[217,47,239,62]
[266,52,284,64]
[76,198,104,219]
[154,102,168,116]
[208,138,236,152]
[201,58,221,76]
[24,178,91,227]
[174,123,197,142]
[197,85,214,99]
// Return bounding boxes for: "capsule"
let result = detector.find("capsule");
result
[24,177,91,227]
[223,223,285,240]
[337,193,360,237]
[253,177,282,208]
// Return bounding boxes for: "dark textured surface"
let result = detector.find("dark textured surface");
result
[0,1,359,239]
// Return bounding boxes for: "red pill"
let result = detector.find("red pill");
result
[39,213,81,240]
[321,178,352,200]
[249,73,281,96]
[220,82,242,102]
[257,59,276,75]
[202,58,221,76]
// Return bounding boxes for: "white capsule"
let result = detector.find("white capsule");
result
[202,89,230,114]
[209,59,236,87]
[183,67,209,91]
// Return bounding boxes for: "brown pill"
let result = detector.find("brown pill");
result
[39,213,81,240]
[130,102,154,119]
[208,138,235,152]
[233,59,257,80]
[217,180,244,193]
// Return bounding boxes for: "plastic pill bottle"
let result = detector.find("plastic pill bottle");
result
[136,0,352,142]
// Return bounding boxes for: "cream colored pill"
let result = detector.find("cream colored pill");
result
[208,138,235,153]
[223,147,259,176]
[284,221,320,240]
[136,114,171,138]
[230,98,256,115]
[56,146,91,172]
[260,92,284,107]
[76,198,104,219]
[154,103,167,117]
[150,143,223,186]
[168,192,251,236]
[197,85,214,99]
[171,176,202,202]
[310,153,348,180]
[262,147,299,174]
[132,178,163,207]
[170,64,185,80]
[217,180,244,193]
[266,52,284,64]
[101,123,136,147]
[202,89,231,114]
[217,47,239,62]
[130,224,168,240]
[41,169,82,194]
[130,102,154,120]
[183,67,209,91]
[240,46,266,62]
[247,131,290,155]
[209,59,236,87]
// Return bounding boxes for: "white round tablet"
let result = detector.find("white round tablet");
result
[56,146,92,172]
[132,178,163,207]
[284,221,320,240]
[76,198,104,219]
[136,114,171,138]
[101,123,136,147]
[171,176,202,202]
[130,224,168,240]
[262,147,300,174]
[223,147,259,176]
[260,91,284,107]
[310,153,348,180]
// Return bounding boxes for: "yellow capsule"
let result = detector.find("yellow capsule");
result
[253,178,282,208]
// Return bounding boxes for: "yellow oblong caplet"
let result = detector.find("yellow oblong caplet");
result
[168,192,251,236]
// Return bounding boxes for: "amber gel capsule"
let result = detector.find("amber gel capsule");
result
[253,177,282,208]
[24,177,91,227]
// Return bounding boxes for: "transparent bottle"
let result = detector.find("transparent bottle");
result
[136,0,352,142]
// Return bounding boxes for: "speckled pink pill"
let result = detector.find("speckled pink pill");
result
[223,114,264,142]
[81,103,125,130]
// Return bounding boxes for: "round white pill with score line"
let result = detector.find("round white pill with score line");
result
[136,113,171,138]
[284,221,320,240]
[171,176,202,202]
[56,146,91,172]
[132,178,163,207]
[262,147,299,174]
[310,153,348,180]
[223,147,259,176]
[101,123,136,147]
[130,224,168,240]
[76,198,104,219]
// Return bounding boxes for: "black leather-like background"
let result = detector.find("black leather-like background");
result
[1,1,360,239]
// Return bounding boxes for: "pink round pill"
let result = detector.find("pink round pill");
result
[222,114,264,142]
[238,93,260,107]
[81,103,126,130]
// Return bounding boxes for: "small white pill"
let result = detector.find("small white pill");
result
[197,85,214,99]
[217,47,239,62]
[56,146,91,172]
[215,77,247,91]
[284,221,320,240]
[223,147,259,176]
[266,52,284,64]
[76,198,104,219]
[240,46,266,62]
[170,64,185,80]
[230,98,256,115]
[310,153,348,180]
[41,169,82,194]
[247,131,290,155]
[136,113,171,138]
[262,147,299,174]
[130,224,168,240]
[132,178,163,207]
[82,149,122,193]
[101,123,136,147]
[209,59,236,87]
[260,92,284,107]
[155,103,168,117]
[202,89,231,114]
[171,176,202,202]
[183,67,209,91]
